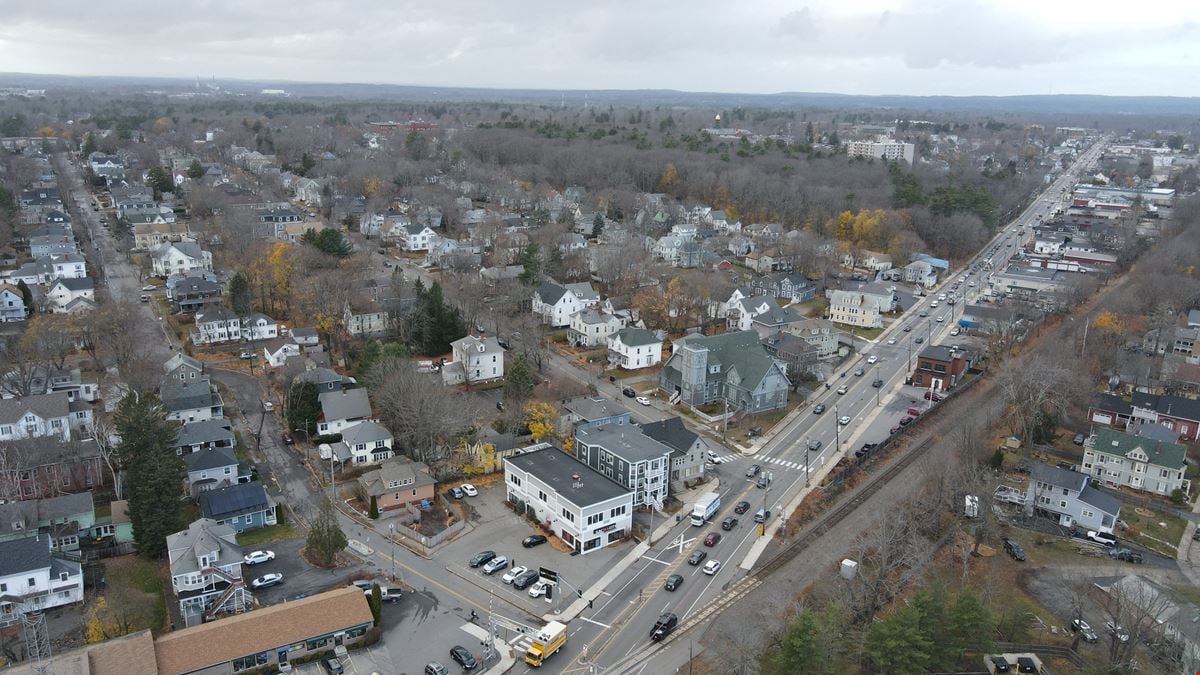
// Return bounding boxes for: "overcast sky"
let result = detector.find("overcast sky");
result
[1,0,1198,96]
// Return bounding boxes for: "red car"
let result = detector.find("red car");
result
[923,391,944,402]
[703,532,721,547]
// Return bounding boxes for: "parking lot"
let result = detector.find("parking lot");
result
[242,537,370,606]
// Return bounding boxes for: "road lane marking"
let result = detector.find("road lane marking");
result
[578,617,611,628]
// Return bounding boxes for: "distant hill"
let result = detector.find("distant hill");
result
[2,71,1199,116]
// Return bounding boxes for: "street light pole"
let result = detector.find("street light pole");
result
[804,443,811,488]
[388,523,395,582]
[834,405,841,449]
[875,366,881,407]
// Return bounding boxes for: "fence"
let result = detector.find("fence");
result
[388,517,467,557]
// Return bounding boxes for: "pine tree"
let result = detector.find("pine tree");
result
[505,354,535,405]
[306,497,348,567]
[865,604,931,675]
[186,159,204,179]
[228,271,251,316]
[517,243,541,286]
[15,280,33,315]
[591,212,604,238]
[286,381,320,437]
[770,611,822,673]
[369,584,382,626]
[81,133,96,157]
[369,495,379,519]
[147,166,174,195]
[116,392,185,558]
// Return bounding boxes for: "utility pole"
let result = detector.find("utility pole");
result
[804,443,811,487]
[874,366,881,407]
[388,523,396,582]
[834,405,841,449]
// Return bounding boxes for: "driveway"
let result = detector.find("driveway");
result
[244,537,369,606]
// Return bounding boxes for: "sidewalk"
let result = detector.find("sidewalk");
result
[461,621,518,675]
[1175,494,1200,586]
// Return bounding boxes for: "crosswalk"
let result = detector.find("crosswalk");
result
[759,455,808,471]
[511,633,533,653]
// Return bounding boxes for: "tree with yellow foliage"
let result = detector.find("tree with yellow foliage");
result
[363,176,385,197]
[523,401,558,442]
[35,126,56,138]
[657,163,679,194]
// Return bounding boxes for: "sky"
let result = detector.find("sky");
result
[1,0,1198,96]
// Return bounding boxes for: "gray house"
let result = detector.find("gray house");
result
[640,417,706,490]
[559,397,632,437]
[574,425,671,507]
[175,419,235,455]
[1025,461,1120,534]
[198,482,277,533]
[659,331,790,412]
[183,446,251,496]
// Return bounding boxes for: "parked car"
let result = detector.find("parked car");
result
[989,655,1012,672]
[635,396,652,406]
[664,574,683,591]
[923,391,944,402]
[502,565,529,583]
[424,663,449,675]
[482,556,508,575]
[898,416,913,426]
[1105,621,1130,643]
[281,432,294,445]
[745,464,761,478]
[140,285,156,292]
[324,658,344,674]
[866,355,878,364]
[261,400,274,411]
[243,550,275,566]
[468,550,497,568]
[1070,618,1098,642]
[511,570,539,589]
[721,516,738,531]
[622,387,636,398]
[448,487,464,499]
[239,351,255,360]
[812,404,826,414]
[522,534,547,548]
[704,532,721,547]
[855,443,876,460]
[460,483,478,497]
[887,338,897,345]
[449,645,478,670]
[1073,433,1086,445]
[687,550,707,565]
[251,573,284,589]
[703,559,722,575]
[1086,531,1117,547]
[1003,538,1027,562]
[528,581,550,597]
[734,501,750,515]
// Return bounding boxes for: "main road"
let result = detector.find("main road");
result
[558,139,1107,674]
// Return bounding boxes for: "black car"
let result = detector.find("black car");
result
[449,645,477,670]
[903,325,912,332]
[734,501,750,515]
[512,570,539,589]
[989,655,1012,673]
[687,550,707,565]
[914,336,924,344]
[854,443,876,460]
[812,404,826,414]
[1003,538,1027,562]
[871,379,883,388]
[468,550,497,568]
[522,534,548,548]
[664,574,683,591]
[721,516,738,531]
[622,386,637,398]
[650,612,679,641]
[1016,656,1038,673]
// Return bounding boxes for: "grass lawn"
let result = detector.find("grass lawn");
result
[237,523,300,547]
[233,431,252,463]
[93,555,166,635]
[795,297,828,317]
[1118,506,1186,555]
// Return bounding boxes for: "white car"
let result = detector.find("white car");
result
[141,285,156,292]
[949,327,961,336]
[886,338,896,345]
[968,281,976,287]
[936,316,945,323]
[929,301,938,308]
[243,550,275,566]
[251,573,284,589]
[702,560,722,575]
[635,396,652,406]
[502,565,528,584]
[528,580,550,597]
[836,385,848,395]
[866,355,878,364]
[261,400,274,411]
[460,483,478,497]
[838,416,851,426]
[239,351,255,360]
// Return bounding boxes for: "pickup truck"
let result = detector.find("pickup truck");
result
[650,612,678,641]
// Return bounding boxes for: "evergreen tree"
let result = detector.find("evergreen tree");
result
[769,611,822,674]
[591,212,604,238]
[369,583,382,626]
[227,271,252,316]
[186,159,204,179]
[81,133,96,157]
[408,281,466,355]
[865,604,931,675]
[300,152,316,175]
[306,497,348,567]
[369,495,379,519]
[147,166,174,195]
[947,588,993,658]
[15,280,33,315]
[286,380,321,437]
[0,184,17,217]
[504,354,535,404]
[912,582,952,667]
[517,243,541,285]
[304,228,353,257]
[116,392,185,558]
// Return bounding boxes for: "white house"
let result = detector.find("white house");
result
[166,518,249,626]
[842,250,893,272]
[7,254,87,286]
[262,339,301,368]
[242,313,278,341]
[45,278,95,314]
[0,283,27,322]
[316,388,372,436]
[827,290,882,328]
[444,335,505,385]
[401,223,438,252]
[533,281,599,327]
[330,421,394,466]
[151,242,213,278]
[0,536,84,624]
[193,307,242,345]
[1082,427,1189,497]
[568,309,625,348]
[607,328,662,370]
[0,393,73,442]
[504,447,633,555]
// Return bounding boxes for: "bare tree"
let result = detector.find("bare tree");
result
[365,356,478,465]
[995,351,1072,444]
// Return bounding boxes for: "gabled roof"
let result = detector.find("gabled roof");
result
[1131,391,1200,422]
[319,387,371,422]
[183,445,240,472]
[1079,485,1122,516]
[50,277,93,292]
[1030,460,1088,493]
[640,417,698,454]
[0,492,94,538]
[196,306,237,323]
[0,391,70,424]
[562,397,629,422]
[612,327,660,347]
[158,376,217,412]
[1090,427,1186,470]
[0,535,52,576]
[341,420,392,445]
[359,456,436,495]
[176,419,235,450]
[670,330,784,390]
[535,281,567,305]
[166,518,240,577]
[199,482,272,520]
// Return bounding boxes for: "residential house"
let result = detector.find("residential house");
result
[198,483,277,533]
[0,536,84,624]
[910,345,975,391]
[295,366,349,394]
[262,338,301,368]
[640,417,706,491]
[154,587,374,675]
[316,388,372,436]
[0,392,73,441]
[357,457,436,512]
[45,277,95,314]
[443,335,505,385]
[192,307,242,345]
[87,153,125,181]
[183,446,250,497]
[0,438,104,501]
[1174,328,1200,355]
[480,265,523,285]
[133,221,191,251]
[342,299,389,337]
[660,331,791,413]
[1088,392,1200,442]
[0,492,95,551]
[159,376,224,423]
[761,322,837,380]
[0,367,98,403]
[401,223,438,252]
[1090,575,1200,670]
[0,283,26,322]
[150,242,213,278]
[328,421,394,466]
[242,313,278,341]
[291,327,320,346]
[164,353,205,382]
[278,219,326,243]
[729,295,803,335]
[532,280,599,327]
[827,290,882,328]
[843,250,894,272]
[1024,461,1120,533]
[568,309,625,348]
[293,177,323,205]
[166,274,222,313]
[559,397,632,437]
[751,272,816,302]
[574,425,671,506]
[1082,427,1189,497]
[166,518,250,626]
[504,447,633,555]
[607,328,662,370]
[8,254,87,286]
[175,419,236,456]
[29,235,78,258]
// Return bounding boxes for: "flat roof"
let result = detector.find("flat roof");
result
[505,447,630,508]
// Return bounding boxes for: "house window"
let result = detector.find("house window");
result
[61,476,69,487]
[59,572,68,581]
[27,578,35,587]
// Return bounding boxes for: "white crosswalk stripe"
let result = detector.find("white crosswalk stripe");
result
[511,635,533,652]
